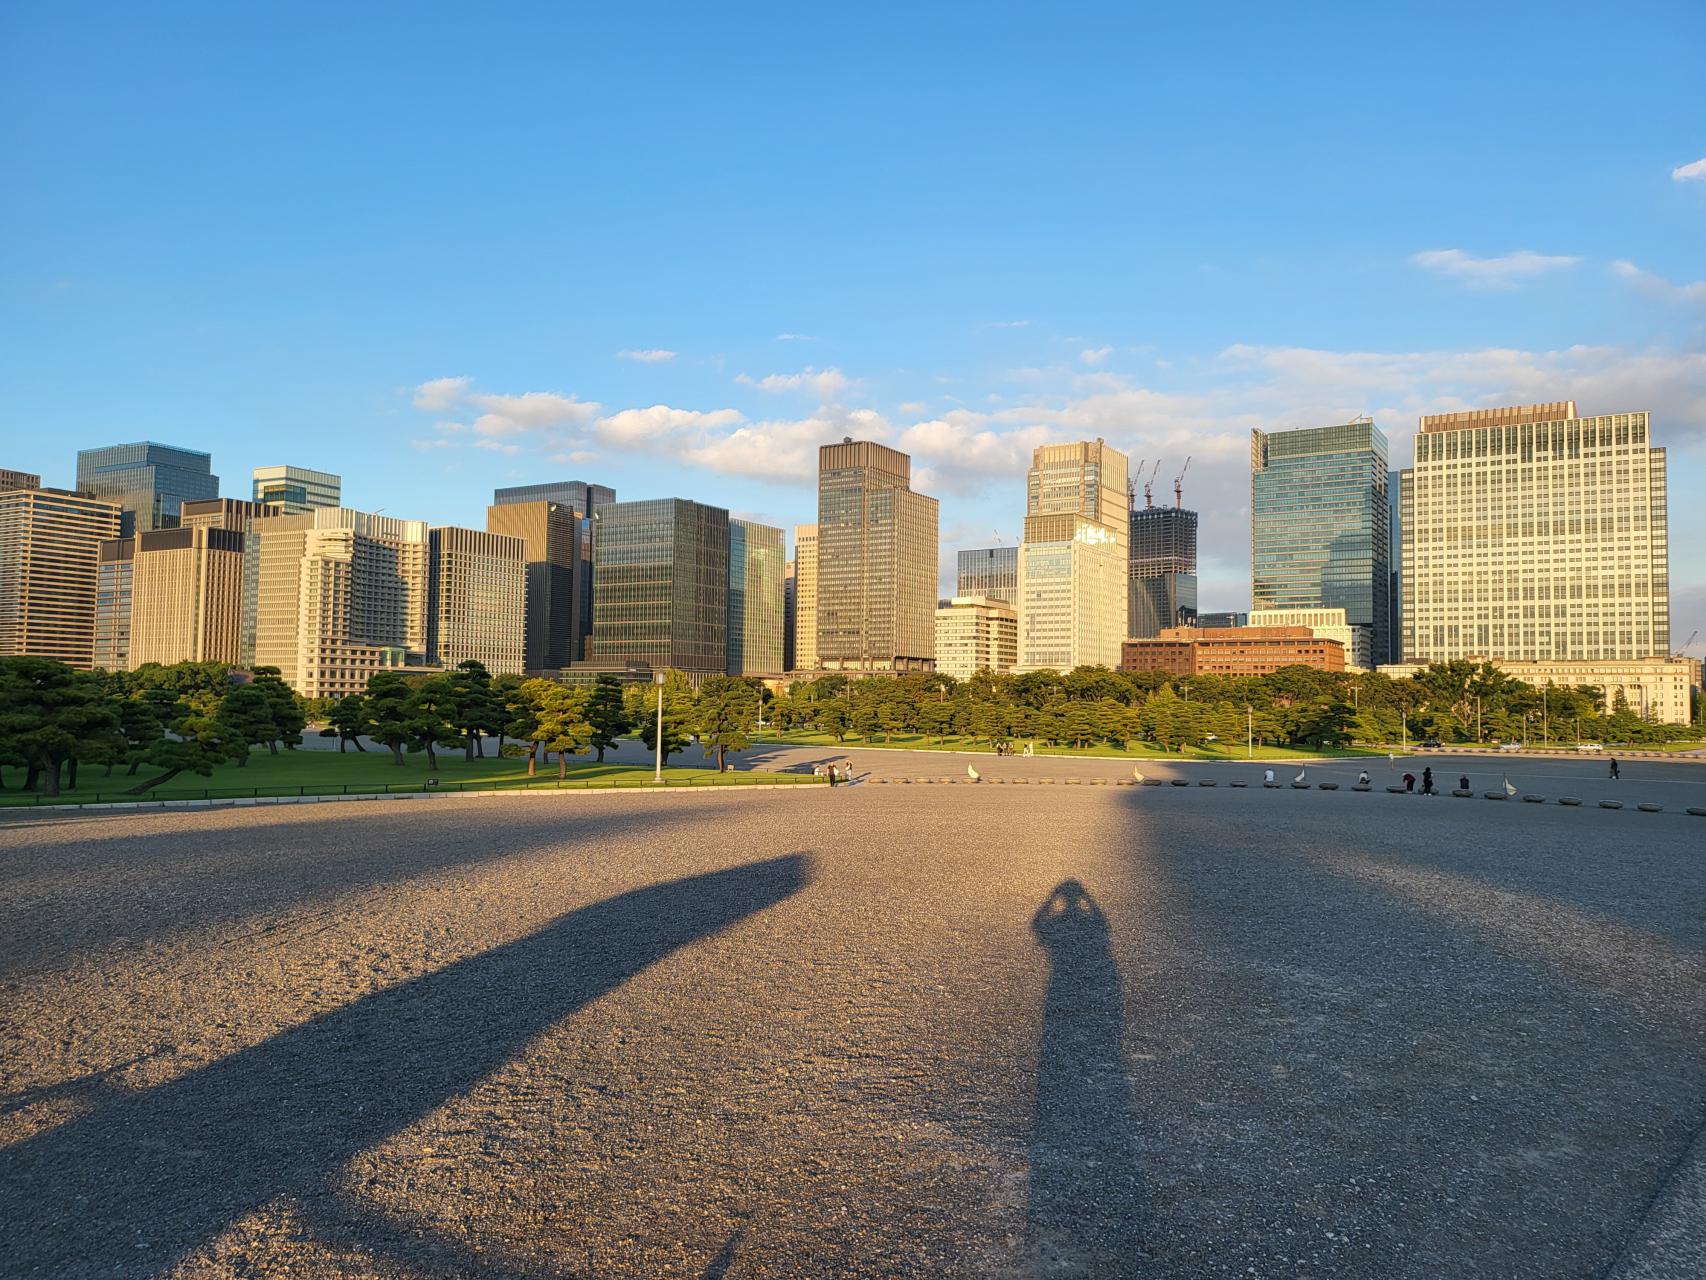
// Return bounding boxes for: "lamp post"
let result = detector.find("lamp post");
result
[653,671,666,784]
[1246,703,1253,760]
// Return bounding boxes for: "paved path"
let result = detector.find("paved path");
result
[2,786,1704,1278]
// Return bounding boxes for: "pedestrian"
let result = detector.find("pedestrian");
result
[1403,772,1415,792]
[1422,766,1435,796]
[1459,774,1469,792]
[1357,769,1370,786]
[826,763,837,786]
[1264,767,1275,784]
[1609,757,1620,781]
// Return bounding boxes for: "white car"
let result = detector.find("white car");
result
[1576,742,1604,753]
[1498,743,1523,752]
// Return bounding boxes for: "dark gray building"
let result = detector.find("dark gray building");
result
[75,441,219,536]
[956,546,1018,603]
[1196,611,1248,630]
[1387,467,1402,664]
[486,500,589,671]
[590,499,729,674]
[492,480,615,514]
[1128,505,1198,638]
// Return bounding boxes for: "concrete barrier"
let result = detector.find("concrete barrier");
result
[1483,791,1508,800]
[1229,781,1248,788]
[1637,803,1663,813]
[1386,785,1407,794]
[1265,782,1283,789]
[1170,779,1190,787]
[1142,779,1163,787]
[1452,789,1473,798]
[1600,800,1624,810]
[1198,779,1217,786]
[1318,782,1339,790]
[1291,781,1311,789]
[1523,795,1545,803]
[1559,797,1582,806]
[1353,784,1371,791]
[1688,808,1706,817]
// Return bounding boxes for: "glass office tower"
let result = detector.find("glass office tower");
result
[728,518,785,675]
[492,480,615,514]
[1250,421,1390,664]
[590,499,730,674]
[76,442,219,535]
[252,465,341,515]
[956,546,1018,603]
[1128,505,1199,638]
[1016,440,1129,672]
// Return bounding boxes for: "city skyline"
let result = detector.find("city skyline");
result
[3,7,1703,651]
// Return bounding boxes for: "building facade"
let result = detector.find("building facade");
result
[1248,606,1372,670]
[93,538,134,671]
[590,499,730,675]
[0,469,40,492]
[728,518,785,675]
[493,480,615,514]
[816,442,938,672]
[1017,439,1129,672]
[934,595,1019,680]
[1197,611,1249,629]
[1377,657,1694,726]
[124,526,247,668]
[956,546,1019,603]
[1387,468,1402,664]
[181,498,280,666]
[0,486,123,668]
[250,508,432,698]
[1398,402,1669,665]
[427,527,526,675]
[1121,625,1346,676]
[486,500,586,671]
[251,465,341,515]
[75,442,219,535]
[1128,504,1198,638]
[791,524,819,670]
[1251,420,1390,666]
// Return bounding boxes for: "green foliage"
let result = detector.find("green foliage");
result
[0,658,119,795]
[216,684,279,763]
[692,676,759,770]
[323,694,372,752]
[585,674,630,762]
[445,660,507,760]
[403,676,463,770]
[524,678,594,778]
[364,672,416,764]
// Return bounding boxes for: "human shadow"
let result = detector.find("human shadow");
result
[1028,880,1148,1275]
[1,854,810,1278]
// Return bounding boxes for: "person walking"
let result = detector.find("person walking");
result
[1421,766,1435,796]
[1609,757,1621,781]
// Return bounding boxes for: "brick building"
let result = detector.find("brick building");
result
[1121,625,1346,676]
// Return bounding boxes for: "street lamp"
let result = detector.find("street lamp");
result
[653,671,666,784]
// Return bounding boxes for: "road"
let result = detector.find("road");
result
[2,784,1703,1278]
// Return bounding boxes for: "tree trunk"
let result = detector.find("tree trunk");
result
[353,736,366,752]
[557,753,566,780]
[24,763,40,792]
[127,759,141,775]
[527,747,536,777]
[390,742,406,765]
[268,740,279,755]
[717,744,727,772]
[128,767,183,795]
[104,762,115,777]
[595,743,606,762]
[425,742,438,770]
[464,735,475,763]
[337,736,346,753]
[43,760,63,796]
[236,753,249,767]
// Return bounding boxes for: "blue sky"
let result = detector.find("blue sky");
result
[4,2,1704,650]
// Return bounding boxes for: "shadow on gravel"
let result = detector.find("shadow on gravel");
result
[1028,879,1148,1275]
[0,853,811,1279]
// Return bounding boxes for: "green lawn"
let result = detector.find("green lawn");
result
[754,731,1378,761]
[0,748,822,807]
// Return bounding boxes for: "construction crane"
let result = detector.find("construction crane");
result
[1144,458,1161,509]
[1174,455,1192,508]
[1678,628,1699,656]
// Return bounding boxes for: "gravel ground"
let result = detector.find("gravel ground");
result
[2,786,1703,1279]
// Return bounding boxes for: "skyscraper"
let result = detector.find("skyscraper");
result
[1399,402,1669,663]
[251,508,431,698]
[1250,420,1390,664]
[75,442,219,535]
[0,484,123,667]
[486,501,587,671]
[427,527,527,675]
[791,524,819,671]
[181,497,280,666]
[493,479,611,660]
[123,526,248,668]
[816,441,938,672]
[1127,504,1198,638]
[728,519,785,675]
[956,546,1018,603]
[590,499,729,675]
[251,465,341,515]
[1016,439,1129,672]
[1388,468,1402,664]
[934,595,1019,680]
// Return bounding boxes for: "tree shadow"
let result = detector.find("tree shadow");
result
[1028,879,1148,1275]
[1,854,810,1278]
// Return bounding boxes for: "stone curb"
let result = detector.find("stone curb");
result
[13,781,825,814]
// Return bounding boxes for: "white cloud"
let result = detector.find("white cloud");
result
[735,367,849,397]
[472,439,523,455]
[412,376,471,411]
[1411,248,1581,289]
[775,332,816,342]
[616,348,677,363]
[897,416,1055,494]
[987,319,1030,328]
[1672,157,1706,183]
[1080,346,1114,365]
[1611,259,1706,303]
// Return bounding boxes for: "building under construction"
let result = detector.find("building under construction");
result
[1127,459,1198,638]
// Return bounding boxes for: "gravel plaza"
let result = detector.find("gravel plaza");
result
[2,762,1704,1279]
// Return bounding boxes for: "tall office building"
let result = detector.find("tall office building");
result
[934,595,1019,680]
[485,501,585,671]
[181,498,279,666]
[493,480,615,514]
[428,527,526,675]
[728,519,785,675]
[75,442,219,535]
[123,526,248,668]
[1251,420,1390,664]
[1016,439,1129,672]
[250,508,431,698]
[0,485,123,667]
[1398,402,1669,663]
[1387,469,1402,664]
[957,546,1019,603]
[791,524,819,671]
[783,559,797,672]
[1127,504,1198,638]
[816,441,938,672]
[93,539,134,672]
[252,465,341,515]
[590,499,730,675]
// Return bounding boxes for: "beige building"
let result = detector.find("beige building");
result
[123,526,247,668]
[1248,606,1372,670]
[791,523,819,671]
[181,498,279,666]
[251,508,432,699]
[934,595,1018,680]
[428,526,526,675]
[816,442,938,671]
[1399,402,1668,664]
[1378,657,1695,726]
[1017,439,1129,672]
[0,484,123,668]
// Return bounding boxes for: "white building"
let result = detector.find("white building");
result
[934,595,1018,680]
[1016,440,1130,672]
[1248,607,1372,670]
[1378,657,1696,726]
[251,465,342,516]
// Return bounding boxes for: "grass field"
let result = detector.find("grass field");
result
[0,748,822,807]
[753,730,1378,761]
